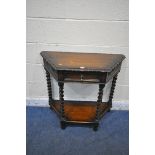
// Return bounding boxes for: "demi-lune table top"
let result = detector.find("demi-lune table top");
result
[40,51,125,72]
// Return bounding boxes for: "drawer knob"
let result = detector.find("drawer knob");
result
[80,74,84,80]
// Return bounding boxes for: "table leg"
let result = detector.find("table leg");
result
[94,84,105,131]
[107,74,118,112]
[58,82,66,129]
[45,69,53,105]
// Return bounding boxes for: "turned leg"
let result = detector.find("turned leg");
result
[108,74,118,111]
[45,69,53,105]
[58,82,66,129]
[94,84,105,131]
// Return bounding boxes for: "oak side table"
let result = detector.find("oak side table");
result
[40,51,125,131]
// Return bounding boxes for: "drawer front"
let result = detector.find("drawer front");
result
[62,71,107,83]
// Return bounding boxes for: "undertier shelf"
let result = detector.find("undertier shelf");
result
[50,100,110,122]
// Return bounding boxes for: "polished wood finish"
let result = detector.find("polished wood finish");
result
[50,100,110,122]
[41,51,125,131]
[41,51,125,84]
[41,51,125,72]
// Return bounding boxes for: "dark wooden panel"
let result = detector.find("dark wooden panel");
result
[63,71,107,83]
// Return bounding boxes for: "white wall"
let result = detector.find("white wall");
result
[26,0,129,105]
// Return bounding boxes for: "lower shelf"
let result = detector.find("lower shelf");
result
[50,100,110,122]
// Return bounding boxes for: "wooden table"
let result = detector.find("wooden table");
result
[40,51,125,131]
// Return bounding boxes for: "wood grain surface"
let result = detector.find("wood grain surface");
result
[41,51,125,72]
[50,100,110,122]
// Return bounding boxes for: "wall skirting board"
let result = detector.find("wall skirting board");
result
[26,98,129,110]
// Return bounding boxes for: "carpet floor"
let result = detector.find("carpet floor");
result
[26,106,129,155]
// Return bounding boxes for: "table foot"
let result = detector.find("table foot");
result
[93,122,99,131]
[60,121,66,130]
[107,108,111,112]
